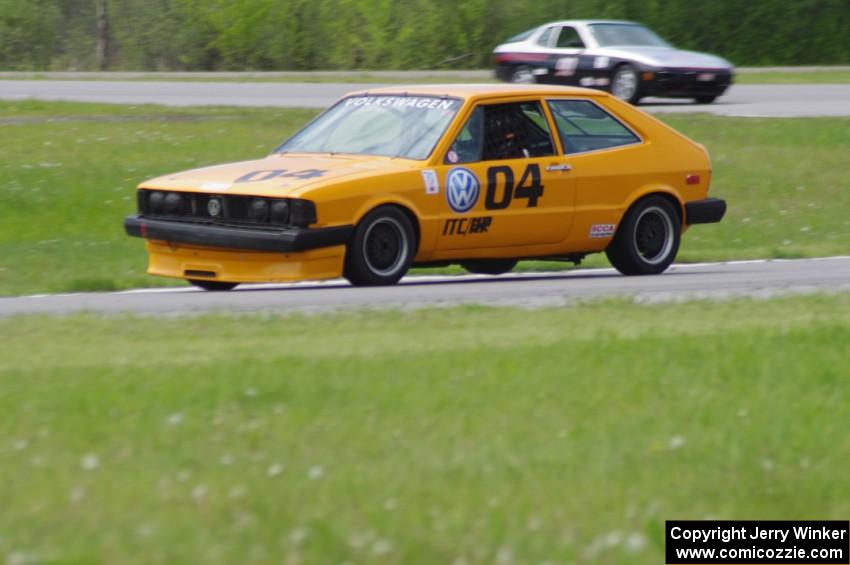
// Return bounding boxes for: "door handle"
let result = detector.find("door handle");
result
[546,163,572,172]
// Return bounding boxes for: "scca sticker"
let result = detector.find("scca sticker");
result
[590,224,616,238]
[446,167,480,213]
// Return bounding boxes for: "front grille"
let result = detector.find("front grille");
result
[656,69,733,87]
[224,195,258,223]
[137,190,316,228]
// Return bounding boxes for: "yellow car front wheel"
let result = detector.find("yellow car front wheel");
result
[344,206,417,286]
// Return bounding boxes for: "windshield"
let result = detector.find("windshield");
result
[277,95,462,160]
[588,24,670,47]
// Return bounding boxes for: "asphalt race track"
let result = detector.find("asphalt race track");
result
[2,80,850,117]
[2,78,848,315]
[2,257,849,317]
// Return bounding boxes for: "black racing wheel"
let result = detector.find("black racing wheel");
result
[344,206,417,286]
[606,195,681,275]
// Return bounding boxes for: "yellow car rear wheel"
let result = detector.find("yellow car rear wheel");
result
[606,195,681,276]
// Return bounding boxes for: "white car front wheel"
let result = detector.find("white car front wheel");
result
[611,64,641,104]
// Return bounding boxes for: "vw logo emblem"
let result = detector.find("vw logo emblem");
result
[207,198,222,217]
[446,167,480,213]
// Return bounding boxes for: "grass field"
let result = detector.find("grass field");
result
[0,72,497,84]
[1,293,849,563]
[734,70,850,84]
[1,101,848,296]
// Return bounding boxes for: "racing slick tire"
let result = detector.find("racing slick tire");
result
[606,195,681,276]
[344,205,416,286]
[509,65,537,84]
[188,279,239,291]
[610,63,642,104]
[460,259,518,275]
[695,95,718,104]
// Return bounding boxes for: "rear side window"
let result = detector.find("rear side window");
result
[547,99,640,154]
[537,27,556,47]
[445,101,556,163]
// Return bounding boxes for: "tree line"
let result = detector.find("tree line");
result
[1,0,849,71]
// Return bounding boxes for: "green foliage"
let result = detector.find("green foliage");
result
[1,295,850,562]
[0,0,62,69]
[1,0,848,70]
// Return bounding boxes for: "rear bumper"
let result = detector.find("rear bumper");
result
[124,215,353,253]
[685,198,727,225]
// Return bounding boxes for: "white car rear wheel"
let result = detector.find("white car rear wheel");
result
[509,65,536,84]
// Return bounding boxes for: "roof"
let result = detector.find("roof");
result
[350,83,609,101]
[541,19,638,27]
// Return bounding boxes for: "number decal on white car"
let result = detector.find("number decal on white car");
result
[554,57,579,77]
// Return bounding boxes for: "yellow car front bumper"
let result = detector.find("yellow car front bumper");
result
[145,241,345,284]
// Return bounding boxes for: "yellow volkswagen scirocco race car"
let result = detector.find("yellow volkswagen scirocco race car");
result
[124,84,726,290]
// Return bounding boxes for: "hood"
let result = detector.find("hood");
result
[139,153,417,197]
[494,41,529,53]
[594,46,733,69]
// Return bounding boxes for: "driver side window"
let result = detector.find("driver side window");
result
[444,101,556,164]
[555,26,585,49]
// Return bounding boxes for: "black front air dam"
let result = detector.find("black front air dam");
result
[685,198,727,225]
[124,215,353,253]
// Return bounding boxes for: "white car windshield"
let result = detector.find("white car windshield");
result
[277,95,462,160]
[588,24,670,47]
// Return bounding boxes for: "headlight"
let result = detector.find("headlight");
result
[148,191,165,214]
[248,198,269,222]
[164,192,183,215]
[289,199,317,227]
[270,200,290,224]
